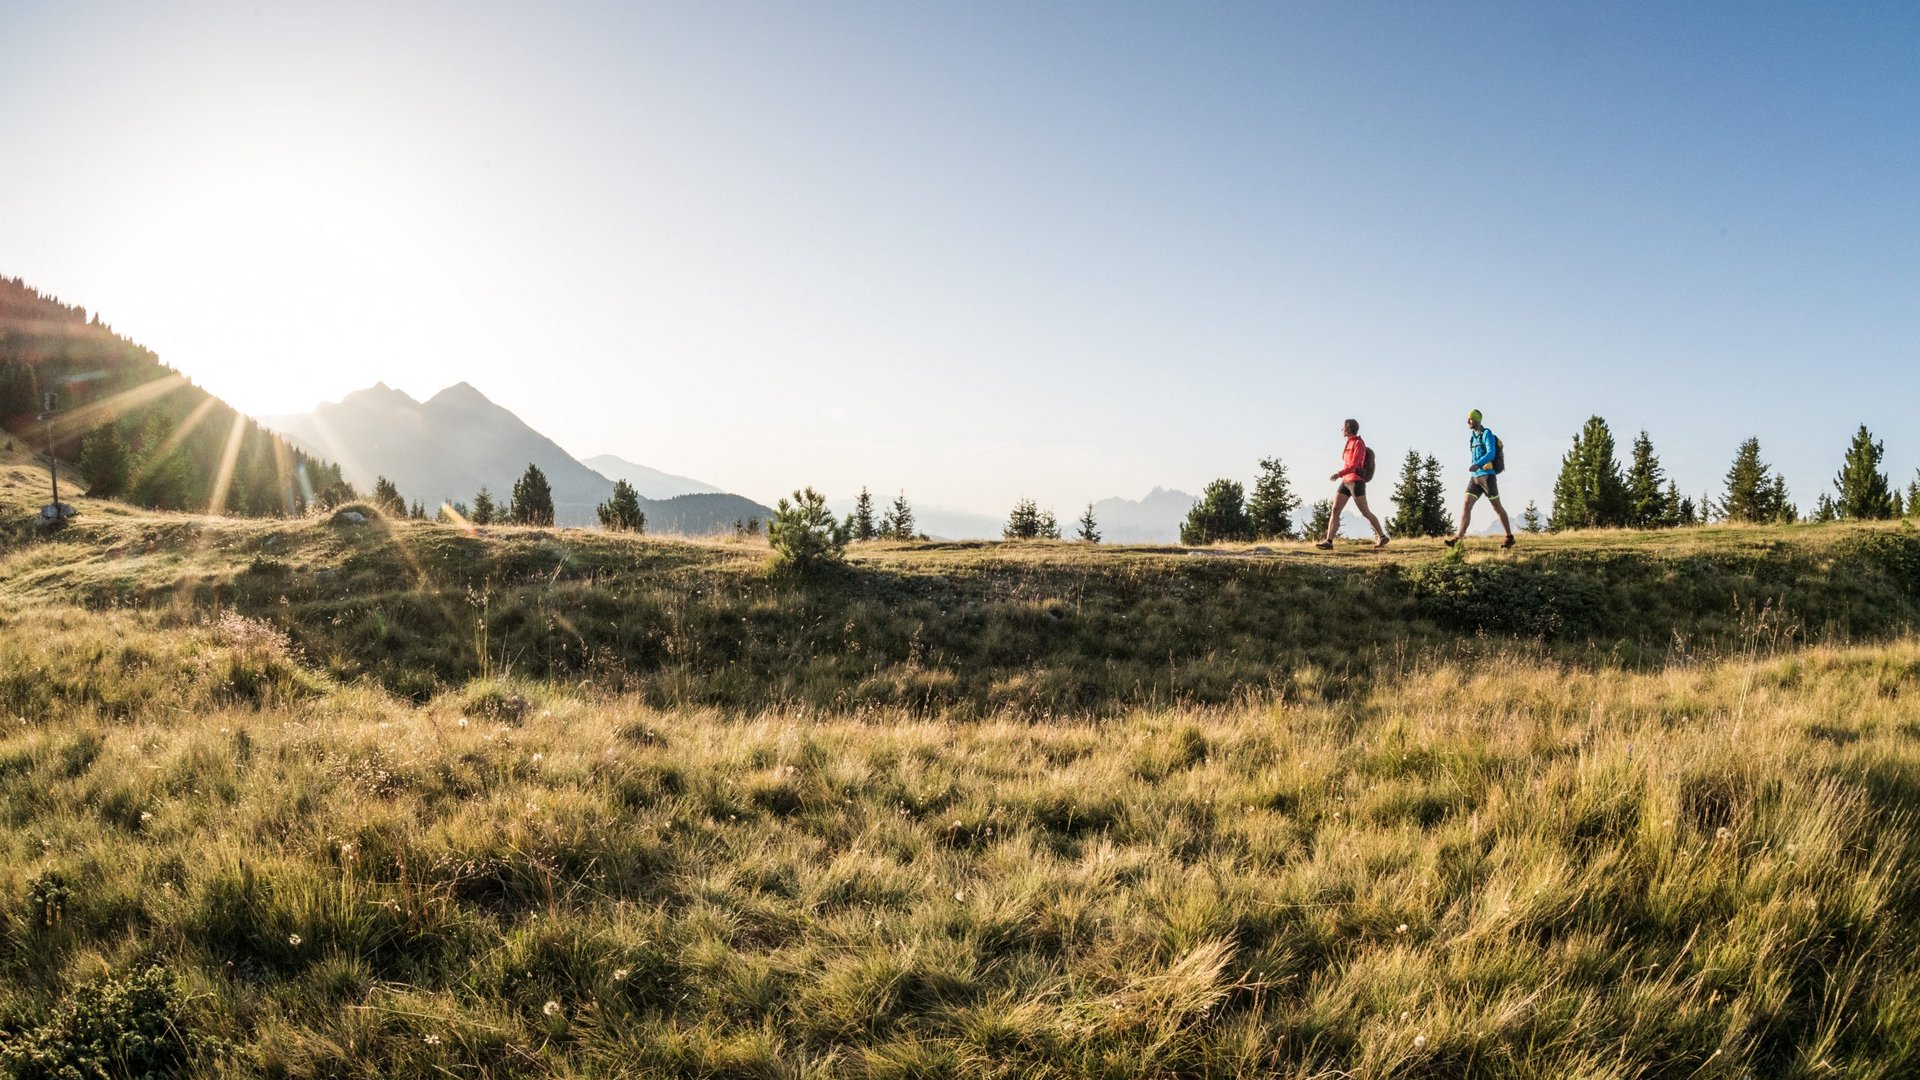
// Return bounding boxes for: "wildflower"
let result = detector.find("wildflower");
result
[531,753,544,764]
[1716,826,1732,842]
[542,1000,561,1017]
[288,934,302,946]
[1414,1034,1428,1049]
[458,717,469,728]
[140,811,153,823]
[423,1034,442,1046]
[1396,924,1409,934]
[613,968,630,982]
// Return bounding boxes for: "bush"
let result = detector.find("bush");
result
[769,487,850,571]
[1406,554,1603,638]
[0,966,209,1077]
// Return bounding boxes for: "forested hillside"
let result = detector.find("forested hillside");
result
[0,277,347,515]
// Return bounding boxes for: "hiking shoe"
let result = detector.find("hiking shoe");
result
[1443,537,1458,548]
[1314,540,1333,550]
[1373,535,1389,549]
[1501,534,1516,549]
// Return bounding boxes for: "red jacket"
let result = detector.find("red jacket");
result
[1339,435,1367,483]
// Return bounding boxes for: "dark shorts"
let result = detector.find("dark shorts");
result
[1339,480,1366,498]
[1466,474,1500,500]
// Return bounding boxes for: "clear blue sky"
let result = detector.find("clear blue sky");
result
[3,1,1916,518]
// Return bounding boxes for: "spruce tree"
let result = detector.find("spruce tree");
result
[883,491,915,540]
[78,423,130,499]
[510,464,555,526]
[1811,494,1838,523]
[1076,502,1100,543]
[1720,438,1787,523]
[1624,431,1676,528]
[1549,416,1628,531]
[1180,479,1254,545]
[1833,424,1895,520]
[371,476,406,517]
[409,500,427,521]
[1419,455,1453,537]
[129,412,190,510]
[1247,457,1301,540]
[1907,472,1920,518]
[470,487,496,526]
[1004,498,1042,540]
[597,479,646,532]
[1037,508,1061,540]
[1677,493,1698,526]
[848,486,878,541]
[1388,451,1426,538]
[1521,500,1544,533]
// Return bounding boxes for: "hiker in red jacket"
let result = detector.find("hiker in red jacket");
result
[1316,418,1388,549]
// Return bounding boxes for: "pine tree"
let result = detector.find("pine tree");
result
[1811,494,1838,524]
[437,502,468,524]
[409,500,427,520]
[768,487,849,571]
[1833,424,1895,520]
[1180,480,1254,545]
[129,411,191,510]
[1906,472,1920,518]
[1037,508,1060,540]
[1305,499,1332,541]
[1720,438,1788,523]
[369,476,405,516]
[597,479,646,532]
[848,486,878,541]
[1624,431,1676,528]
[78,423,130,499]
[1247,457,1301,541]
[1677,493,1698,526]
[510,464,555,526]
[1388,451,1427,538]
[470,487,496,526]
[1419,455,1453,537]
[1549,416,1628,530]
[1076,503,1100,543]
[1004,497,1042,540]
[1521,500,1544,533]
[882,491,915,540]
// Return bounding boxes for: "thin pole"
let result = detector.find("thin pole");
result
[42,393,59,517]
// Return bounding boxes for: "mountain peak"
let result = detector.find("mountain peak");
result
[426,381,492,407]
[341,382,419,407]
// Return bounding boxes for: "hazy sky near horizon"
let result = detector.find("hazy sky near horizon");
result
[3,1,1917,516]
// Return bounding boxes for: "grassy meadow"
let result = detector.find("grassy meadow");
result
[4,463,1920,1077]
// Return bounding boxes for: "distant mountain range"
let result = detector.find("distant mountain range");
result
[1091,488,1197,544]
[265,382,772,533]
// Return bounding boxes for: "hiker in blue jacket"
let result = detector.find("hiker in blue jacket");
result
[1447,409,1515,549]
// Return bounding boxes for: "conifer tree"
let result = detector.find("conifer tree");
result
[597,479,646,532]
[1247,457,1301,541]
[1419,454,1453,537]
[1037,508,1060,540]
[470,487,496,526]
[1720,438,1788,523]
[78,423,130,499]
[1388,451,1427,538]
[409,500,427,521]
[1304,499,1332,542]
[1811,494,1838,523]
[1549,416,1628,530]
[882,491,915,540]
[1180,479,1254,545]
[1004,497,1042,540]
[1906,472,1920,518]
[129,411,191,510]
[1677,493,1698,526]
[1521,500,1544,533]
[510,464,555,526]
[1624,430,1677,528]
[370,476,405,517]
[1833,424,1895,520]
[768,487,849,571]
[848,486,878,541]
[1076,502,1100,543]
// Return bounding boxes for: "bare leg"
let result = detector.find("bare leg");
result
[1325,489,1351,541]
[1453,494,1477,541]
[1489,498,1512,536]
[1353,494,1385,540]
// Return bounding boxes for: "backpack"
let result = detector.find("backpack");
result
[1361,445,1377,482]
[1492,435,1505,475]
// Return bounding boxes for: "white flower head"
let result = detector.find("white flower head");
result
[613,967,630,982]
[1414,1034,1428,1049]
[542,1000,561,1017]
[288,933,302,946]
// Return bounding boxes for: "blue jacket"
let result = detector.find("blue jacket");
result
[1469,427,1498,476]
